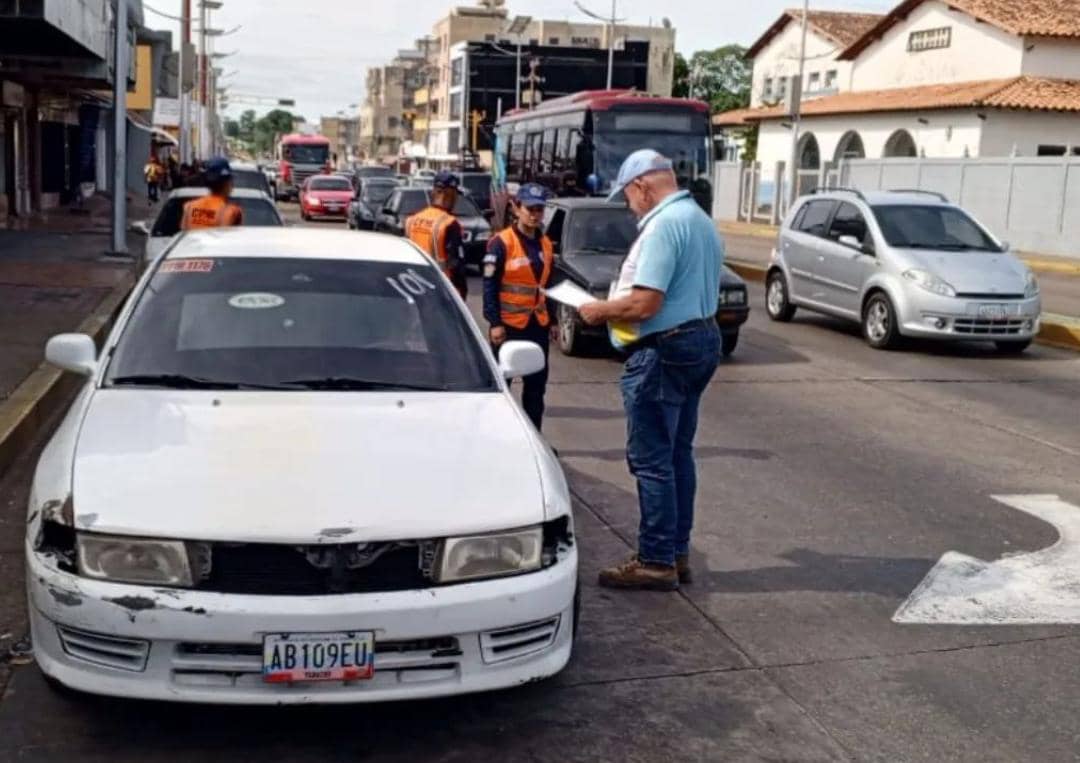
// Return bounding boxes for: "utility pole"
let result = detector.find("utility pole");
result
[523,58,545,110]
[787,0,809,211]
[109,0,129,256]
[575,1,625,90]
[179,0,191,163]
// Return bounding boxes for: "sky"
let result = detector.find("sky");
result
[144,0,897,123]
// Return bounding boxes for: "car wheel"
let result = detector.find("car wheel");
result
[721,331,739,357]
[557,303,583,356]
[766,271,796,322]
[995,339,1032,354]
[863,292,901,350]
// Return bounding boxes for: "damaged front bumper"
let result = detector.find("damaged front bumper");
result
[26,541,577,704]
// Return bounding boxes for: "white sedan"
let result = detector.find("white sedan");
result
[27,228,577,704]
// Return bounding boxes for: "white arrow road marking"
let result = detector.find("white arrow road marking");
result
[894,495,1080,625]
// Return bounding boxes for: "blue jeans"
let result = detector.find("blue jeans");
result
[620,322,720,566]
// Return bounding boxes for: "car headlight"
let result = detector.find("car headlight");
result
[461,229,473,243]
[1024,271,1040,299]
[475,230,490,241]
[309,197,322,206]
[903,268,956,298]
[435,526,543,583]
[77,533,194,586]
[719,288,746,306]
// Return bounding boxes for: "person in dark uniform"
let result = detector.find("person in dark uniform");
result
[483,183,559,431]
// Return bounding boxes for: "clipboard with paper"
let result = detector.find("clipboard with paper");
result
[542,281,595,309]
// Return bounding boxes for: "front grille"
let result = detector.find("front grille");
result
[955,293,1024,300]
[171,637,462,688]
[480,616,560,664]
[953,318,1028,335]
[198,542,429,596]
[57,626,150,672]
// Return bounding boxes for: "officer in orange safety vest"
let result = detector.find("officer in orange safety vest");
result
[405,171,468,299]
[180,157,243,230]
[483,183,560,431]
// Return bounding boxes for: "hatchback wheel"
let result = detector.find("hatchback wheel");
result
[863,293,901,350]
[558,303,583,356]
[766,271,796,322]
[995,339,1032,354]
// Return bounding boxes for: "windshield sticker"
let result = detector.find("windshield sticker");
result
[160,259,214,273]
[228,292,286,310]
[387,268,437,303]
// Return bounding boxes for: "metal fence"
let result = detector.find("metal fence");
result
[840,157,1080,259]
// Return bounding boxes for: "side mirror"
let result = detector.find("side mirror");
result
[129,220,150,236]
[498,340,546,380]
[839,234,874,255]
[999,240,1011,252]
[45,333,98,376]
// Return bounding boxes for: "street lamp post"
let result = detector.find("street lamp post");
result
[575,1,625,90]
[506,15,531,110]
[787,0,809,212]
[109,0,128,256]
[179,0,191,163]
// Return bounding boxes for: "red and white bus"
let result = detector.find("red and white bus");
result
[491,90,713,226]
[275,133,332,200]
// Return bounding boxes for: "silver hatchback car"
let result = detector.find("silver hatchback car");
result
[765,189,1041,352]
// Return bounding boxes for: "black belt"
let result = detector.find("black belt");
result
[626,318,714,353]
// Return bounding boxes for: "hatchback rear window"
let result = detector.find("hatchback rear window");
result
[309,177,352,191]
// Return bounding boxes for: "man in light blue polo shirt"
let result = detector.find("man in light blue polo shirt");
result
[579,149,723,591]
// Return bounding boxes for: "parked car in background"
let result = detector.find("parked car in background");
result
[373,187,491,266]
[28,227,576,704]
[350,164,396,190]
[765,189,1041,352]
[299,175,354,221]
[348,177,399,231]
[459,172,494,218]
[543,199,749,356]
[132,187,284,266]
[229,162,274,198]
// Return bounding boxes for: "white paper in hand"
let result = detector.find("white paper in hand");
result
[543,281,595,309]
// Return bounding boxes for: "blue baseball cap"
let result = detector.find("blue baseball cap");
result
[515,183,550,208]
[606,149,674,202]
[433,170,460,190]
[203,156,232,184]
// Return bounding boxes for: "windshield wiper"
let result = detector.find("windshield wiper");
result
[280,377,448,392]
[109,374,291,390]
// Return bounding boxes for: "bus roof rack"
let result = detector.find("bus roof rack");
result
[888,188,949,202]
[811,187,866,201]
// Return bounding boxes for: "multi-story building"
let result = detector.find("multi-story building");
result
[359,47,428,161]
[320,116,361,167]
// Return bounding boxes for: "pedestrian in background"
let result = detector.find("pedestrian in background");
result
[143,155,164,204]
[579,149,723,591]
[405,170,469,299]
[483,183,559,431]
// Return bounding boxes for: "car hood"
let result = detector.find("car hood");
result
[72,390,545,543]
[904,250,1028,294]
[560,252,624,290]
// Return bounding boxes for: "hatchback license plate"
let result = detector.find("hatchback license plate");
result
[263,631,374,683]
[978,304,1013,320]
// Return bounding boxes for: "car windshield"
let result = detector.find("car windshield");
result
[451,195,481,217]
[362,181,397,203]
[231,169,270,194]
[107,257,496,392]
[283,144,329,165]
[873,205,1003,251]
[309,177,352,191]
[565,207,639,253]
[151,197,282,237]
[461,175,491,198]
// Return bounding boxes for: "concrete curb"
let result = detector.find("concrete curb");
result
[0,274,134,478]
[725,258,1080,353]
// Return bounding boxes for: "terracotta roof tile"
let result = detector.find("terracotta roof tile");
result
[711,77,1080,124]
[841,0,1080,59]
[747,9,885,58]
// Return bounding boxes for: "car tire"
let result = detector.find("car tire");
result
[557,303,583,356]
[863,292,901,350]
[766,271,796,322]
[995,339,1032,354]
[721,331,739,357]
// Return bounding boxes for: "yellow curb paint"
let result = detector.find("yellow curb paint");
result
[1021,258,1080,277]
[1038,315,1080,352]
[0,274,134,476]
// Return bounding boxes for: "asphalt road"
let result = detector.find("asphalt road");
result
[1,206,1079,761]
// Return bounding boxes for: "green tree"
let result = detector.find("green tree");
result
[252,109,296,155]
[238,109,257,143]
[224,118,240,139]
[684,45,751,114]
[672,52,690,98]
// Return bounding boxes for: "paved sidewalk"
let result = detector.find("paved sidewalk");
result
[0,195,148,403]
[718,220,1080,319]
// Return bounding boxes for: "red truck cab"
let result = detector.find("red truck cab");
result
[275,134,332,201]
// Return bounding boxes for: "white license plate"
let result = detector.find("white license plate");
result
[978,304,1014,320]
[263,631,374,683]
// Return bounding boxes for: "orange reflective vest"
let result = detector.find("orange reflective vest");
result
[497,228,553,329]
[181,195,243,230]
[405,205,456,275]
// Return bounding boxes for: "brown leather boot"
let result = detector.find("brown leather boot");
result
[598,556,678,591]
[675,554,692,584]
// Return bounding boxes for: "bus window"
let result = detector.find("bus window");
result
[553,128,572,173]
[541,129,557,174]
[525,132,543,181]
[508,132,525,177]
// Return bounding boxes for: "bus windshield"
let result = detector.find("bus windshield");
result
[591,112,710,194]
